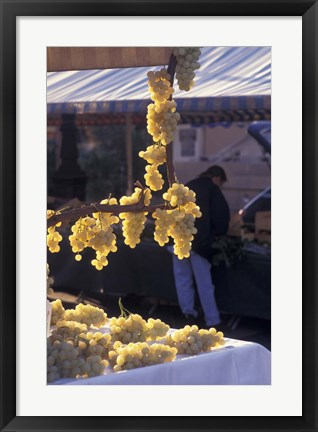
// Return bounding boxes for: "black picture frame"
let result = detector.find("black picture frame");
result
[1,1,317,431]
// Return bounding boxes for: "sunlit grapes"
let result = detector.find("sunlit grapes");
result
[50,299,66,326]
[63,303,108,328]
[163,183,196,207]
[108,341,177,372]
[152,208,174,246]
[47,222,63,253]
[109,314,149,343]
[139,144,166,166]
[119,188,151,248]
[146,318,170,340]
[144,164,164,191]
[165,325,225,355]
[146,68,180,145]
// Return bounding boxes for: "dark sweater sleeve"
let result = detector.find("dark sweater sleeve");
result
[190,183,214,261]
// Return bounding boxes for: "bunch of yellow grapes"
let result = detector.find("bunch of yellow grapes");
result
[47,210,63,253]
[152,208,175,247]
[146,68,180,145]
[165,325,225,355]
[152,183,202,259]
[47,224,63,253]
[168,210,198,259]
[108,341,177,372]
[48,314,110,382]
[144,164,164,191]
[47,339,109,382]
[50,320,88,343]
[140,144,166,191]
[63,303,108,328]
[139,144,166,166]
[163,183,196,207]
[50,299,66,325]
[67,198,119,270]
[145,318,170,341]
[109,313,149,343]
[119,188,151,248]
[76,331,112,360]
[173,47,201,91]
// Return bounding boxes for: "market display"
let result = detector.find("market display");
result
[47,297,225,383]
[45,47,226,385]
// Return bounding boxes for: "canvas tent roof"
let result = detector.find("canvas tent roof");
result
[47,47,271,116]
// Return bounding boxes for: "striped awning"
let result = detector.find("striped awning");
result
[47,47,271,117]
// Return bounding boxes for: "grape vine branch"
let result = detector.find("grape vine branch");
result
[47,52,178,229]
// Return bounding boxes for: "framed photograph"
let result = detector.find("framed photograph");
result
[1,1,317,431]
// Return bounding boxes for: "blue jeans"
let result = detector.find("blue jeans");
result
[171,250,220,326]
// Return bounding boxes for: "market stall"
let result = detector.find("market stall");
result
[47,47,271,388]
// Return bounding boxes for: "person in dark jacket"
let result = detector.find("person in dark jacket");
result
[171,165,230,327]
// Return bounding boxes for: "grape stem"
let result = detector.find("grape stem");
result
[166,52,178,187]
[47,195,173,228]
[118,297,131,318]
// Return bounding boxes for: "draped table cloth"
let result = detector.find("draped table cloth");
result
[52,338,271,385]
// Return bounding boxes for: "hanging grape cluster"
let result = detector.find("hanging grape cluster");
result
[47,48,203,266]
[119,188,152,248]
[173,47,201,91]
[152,183,202,259]
[68,197,119,270]
[139,144,166,192]
[47,211,63,253]
[146,68,181,146]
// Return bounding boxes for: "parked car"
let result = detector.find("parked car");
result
[239,186,271,225]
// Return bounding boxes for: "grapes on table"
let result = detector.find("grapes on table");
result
[47,339,109,382]
[165,325,225,355]
[63,303,108,328]
[109,314,149,343]
[108,341,178,372]
[47,298,226,383]
[146,318,170,340]
[50,299,66,325]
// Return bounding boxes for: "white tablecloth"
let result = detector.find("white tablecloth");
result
[52,338,271,385]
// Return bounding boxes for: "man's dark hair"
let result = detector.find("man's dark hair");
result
[199,165,227,182]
